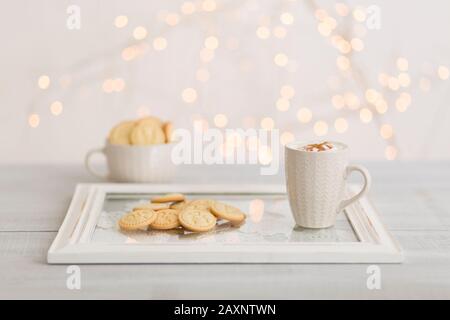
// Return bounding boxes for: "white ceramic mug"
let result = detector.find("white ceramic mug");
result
[85,142,177,183]
[285,141,371,229]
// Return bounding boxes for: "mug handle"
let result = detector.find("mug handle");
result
[85,148,109,179]
[337,165,372,213]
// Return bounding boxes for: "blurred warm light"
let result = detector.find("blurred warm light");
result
[202,0,217,12]
[334,117,348,133]
[324,16,337,29]
[113,78,125,92]
[350,38,364,51]
[332,95,345,109]
[396,57,409,71]
[359,108,373,123]
[181,2,196,15]
[114,15,128,28]
[256,26,270,39]
[196,68,210,82]
[274,53,288,67]
[378,73,389,87]
[336,56,350,71]
[318,23,332,37]
[50,101,63,116]
[214,114,228,128]
[102,79,114,93]
[122,46,137,61]
[398,73,411,87]
[260,117,275,130]
[204,36,219,50]
[276,98,290,111]
[365,89,379,104]
[258,145,273,165]
[315,9,328,21]
[314,121,328,136]
[38,75,50,90]
[297,108,312,123]
[375,99,388,114]
[280,12,294,25]
[352,7,366,22]
[419,77,431,92]
[385,145,398,161]
[200,48,215,62]
[165,13,180,26]
[133,26,147,40]
[388,77,400,91]
[182,88,198,103]
[273,26,287,39]
[344,92,360,109]
[337,40,351,54]
[380,124,393,139]
[28,114,40,128]
[153,37,167,51]
[280,131,295,145]
[395,92,411,112]
[438,65,450,80]
[280,85,295,99]
[335,3,349,16]
[249,199,264,223]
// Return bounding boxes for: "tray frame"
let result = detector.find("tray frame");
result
[47,183,403,264]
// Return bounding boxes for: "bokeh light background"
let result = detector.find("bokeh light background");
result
[0,0,449,164]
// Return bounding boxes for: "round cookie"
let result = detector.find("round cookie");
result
[179,209,217,232]
[186,199,215,211]
[109,120,136,145]
[170,200,190,211]
[119,209,157,231]
[138,116,163,128]
[210,202,246,224]
[149,209,180,230]
[130,122,165,145]
[152,193,185,203]
[162,122,173,143]
[133,203,170,211]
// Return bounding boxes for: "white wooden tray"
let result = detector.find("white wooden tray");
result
[47,183,403,264]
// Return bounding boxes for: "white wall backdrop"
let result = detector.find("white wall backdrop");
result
[0,0,449,164]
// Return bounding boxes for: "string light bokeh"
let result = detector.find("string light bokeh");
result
[21,0,450,163]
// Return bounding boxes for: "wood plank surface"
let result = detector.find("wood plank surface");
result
[0,163,449,299]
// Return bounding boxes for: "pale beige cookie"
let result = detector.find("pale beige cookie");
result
[179,208,217,232]
[133,203,171,211]
[119,209,157,231]
[108,120,136,145]
[162,122,173,143]
[152,193,186,203]
[186,199,215,211]
[130,122,165,145]
[137,116,163,128]
[170,200,190,211]
[210,202,246,224]
[149,209,181,230]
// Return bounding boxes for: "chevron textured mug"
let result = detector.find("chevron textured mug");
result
[285,141,371,228]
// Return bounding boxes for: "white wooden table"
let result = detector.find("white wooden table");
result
[1,163,449,299]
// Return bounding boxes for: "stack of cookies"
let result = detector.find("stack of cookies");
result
[108,116,173,146]
[118,193,247,233]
